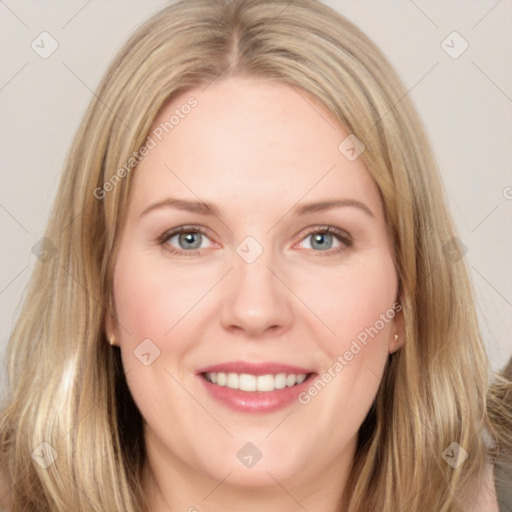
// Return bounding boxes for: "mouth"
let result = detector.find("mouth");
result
[196,362,316,413]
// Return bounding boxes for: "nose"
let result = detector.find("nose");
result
[220,247,294,338]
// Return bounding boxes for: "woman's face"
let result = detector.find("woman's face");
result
[109,76,403,501]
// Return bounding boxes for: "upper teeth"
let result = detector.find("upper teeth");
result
[205,372,308,392]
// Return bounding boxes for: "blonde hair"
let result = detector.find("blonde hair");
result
[1,0,510,510]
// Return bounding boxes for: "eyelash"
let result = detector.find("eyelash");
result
[157,224,353,258]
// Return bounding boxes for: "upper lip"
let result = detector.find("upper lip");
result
[196,361,315,376]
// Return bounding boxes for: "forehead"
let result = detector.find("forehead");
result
[129,77,383,220]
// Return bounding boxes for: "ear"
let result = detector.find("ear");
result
[388,303,405,354]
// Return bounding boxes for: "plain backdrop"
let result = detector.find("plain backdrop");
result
[1,1,511,395]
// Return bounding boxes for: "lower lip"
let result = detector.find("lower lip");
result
[199,375,314,413]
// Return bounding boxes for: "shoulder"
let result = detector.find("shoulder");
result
[461,459,499,512]
[0,467,12,512]
[480,460,499,512]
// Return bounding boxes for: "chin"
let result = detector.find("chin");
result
[194,440,308,488]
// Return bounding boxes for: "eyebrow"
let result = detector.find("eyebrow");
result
[139,197,375,219]
[293,199,374,218]
[140,197,222,219]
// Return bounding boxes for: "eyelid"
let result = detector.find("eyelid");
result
[293,224,352,245]
[157,225,218,256]
[291,225,353,257]
[157,224,213,245]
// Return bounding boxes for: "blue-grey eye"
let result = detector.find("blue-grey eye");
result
[310,232,335,251]
[175,232,203,250]
[300,230,344,252]
[158,226,216,256]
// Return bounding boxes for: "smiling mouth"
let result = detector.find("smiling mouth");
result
[201,372,312,392]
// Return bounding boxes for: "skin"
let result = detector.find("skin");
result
[107,76,404,512]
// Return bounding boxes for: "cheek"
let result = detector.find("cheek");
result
[296,252,397,420]
[301,251,398,352]
[112,252,201,436]
[112,249,209,344]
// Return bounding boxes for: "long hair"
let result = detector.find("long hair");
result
[1,0,510,510]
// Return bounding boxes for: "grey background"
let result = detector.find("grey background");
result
[1,1,511,395]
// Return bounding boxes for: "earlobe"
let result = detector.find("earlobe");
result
[104,310,116,344]
[389,333,404,354]
[389,305,405,354]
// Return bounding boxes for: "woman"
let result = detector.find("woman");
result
[1,0,510,510]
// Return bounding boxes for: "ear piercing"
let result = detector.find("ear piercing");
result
[108,336,116,346]
[393,333,399,342]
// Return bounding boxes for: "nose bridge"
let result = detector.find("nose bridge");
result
[220,234,294,336]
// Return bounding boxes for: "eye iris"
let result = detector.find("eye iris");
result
[311,232,333,250]
[179,232,202,250]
